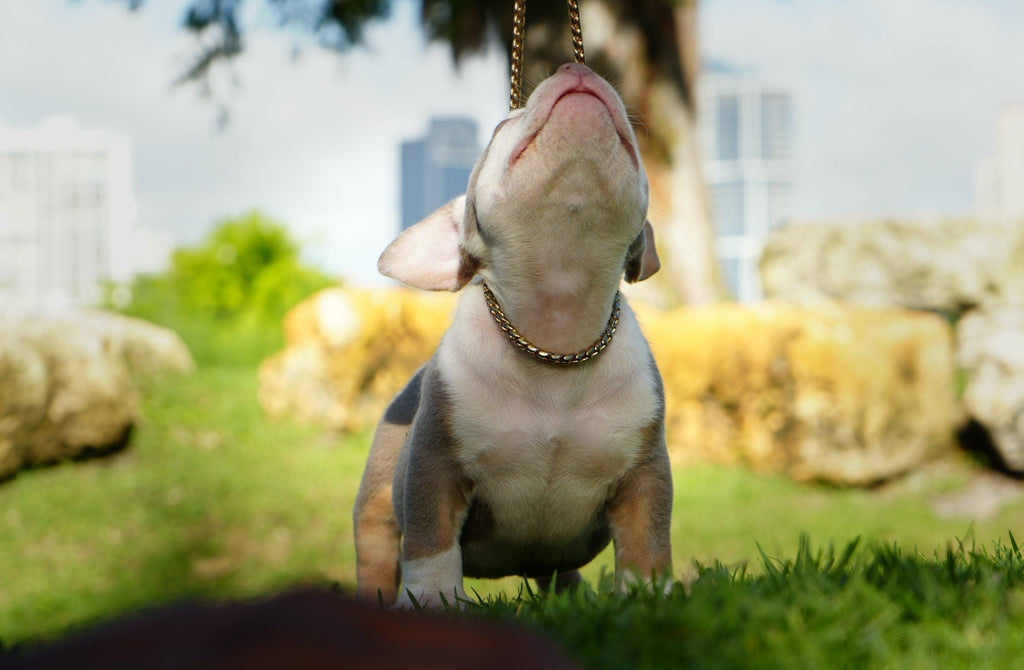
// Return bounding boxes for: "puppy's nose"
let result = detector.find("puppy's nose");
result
[558,62,591,76]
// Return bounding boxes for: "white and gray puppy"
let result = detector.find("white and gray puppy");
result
[353,63,672,608]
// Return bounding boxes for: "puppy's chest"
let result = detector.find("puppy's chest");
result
[459,406,637,484]
[449,377,654,540]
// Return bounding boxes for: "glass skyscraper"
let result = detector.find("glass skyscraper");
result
[400,118,479,232]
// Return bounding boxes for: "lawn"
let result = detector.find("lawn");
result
[1,353,1023,666]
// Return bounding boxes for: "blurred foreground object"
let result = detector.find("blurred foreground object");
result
[0,312,194,480]
[762,219,1024,474]
[0,589,577,670]
[261,289,957,485]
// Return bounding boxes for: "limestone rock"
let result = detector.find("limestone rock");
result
[259,288,455,431]
[760,219,1024,312]
[261,289,957,485]
[0,333,49,477]
[637,302,959,484]
[0,312,194,480]
[956,302,1024,472]
[76,310,196,376]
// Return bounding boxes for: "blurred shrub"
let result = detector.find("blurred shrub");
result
[108,211,335,366]
[167,211,333,323]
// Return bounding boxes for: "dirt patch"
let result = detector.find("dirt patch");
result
[931,471,1024,521]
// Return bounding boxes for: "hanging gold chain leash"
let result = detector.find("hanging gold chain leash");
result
[567,0,585,65]
[499,2,608,365]
[509,0,586,111]
[509,0,527,110]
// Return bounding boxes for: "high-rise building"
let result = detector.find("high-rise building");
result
[975,105,1024,220]
[400,118,479,232]
[698,72,796,302]
[0,116,136,314]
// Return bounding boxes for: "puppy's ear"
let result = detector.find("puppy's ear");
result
[378,195,479,291]
[624,220,661,283]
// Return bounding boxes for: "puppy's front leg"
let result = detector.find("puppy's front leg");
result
[394,381,472,609]
[606,435,674,591]
[396,471,471,609]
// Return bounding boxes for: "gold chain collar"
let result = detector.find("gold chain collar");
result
[481,283,621,365]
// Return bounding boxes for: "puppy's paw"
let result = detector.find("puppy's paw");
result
[392,584,467,611]
[617,569,674,597]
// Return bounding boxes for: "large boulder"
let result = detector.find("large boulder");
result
[75,311,197,377]
[259,288,455,432]
[760,219,1024,312]
[261,289,957,485]
[638,303,960,484]
[761,218,1024,476]
[0,312,194,480]
[956,302,1024,472]
[0,332,49,477]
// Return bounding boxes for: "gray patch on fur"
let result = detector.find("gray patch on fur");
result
[383,367,424,426]
[392,361,473,561]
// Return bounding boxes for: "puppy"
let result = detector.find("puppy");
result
[353,63,672,608]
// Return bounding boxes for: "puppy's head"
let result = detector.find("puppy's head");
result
[380,63,659,292]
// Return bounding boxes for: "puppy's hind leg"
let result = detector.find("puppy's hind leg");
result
[353,456,401,604]
[534,570,582,595]
[353,370,423,605]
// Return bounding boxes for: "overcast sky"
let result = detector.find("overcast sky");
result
[1,0,1022,284]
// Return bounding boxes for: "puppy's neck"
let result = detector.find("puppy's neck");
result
[483,263,623,358]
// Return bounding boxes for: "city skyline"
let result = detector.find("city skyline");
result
[1,0,1022,287]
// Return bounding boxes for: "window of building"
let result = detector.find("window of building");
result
[767,182,793,229]
[720,257,741,300]
[717,94,740,161]
[761,93,792,160]
[712,181,745,236]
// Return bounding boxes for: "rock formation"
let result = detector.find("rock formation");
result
[261,289,957,485]
[639,302,958,484]
[259,288,455,432]
[0,312,194,480]
[761,218,1024,473]
[760,219,1024,312]
[956,302,1024,471]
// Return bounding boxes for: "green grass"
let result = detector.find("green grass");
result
[470,536,1024,669]
[2,334,1024,665]
[0,366,367,645]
